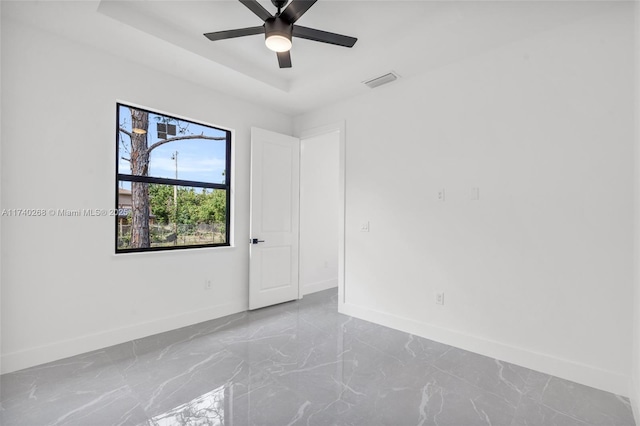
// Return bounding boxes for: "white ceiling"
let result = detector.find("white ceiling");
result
[3,0,617,115]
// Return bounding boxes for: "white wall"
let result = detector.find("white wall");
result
[295,3,634,396]
[633,0,640,420]
[0,1,3,376]
[299,131,339,295]
[0,15,292,373]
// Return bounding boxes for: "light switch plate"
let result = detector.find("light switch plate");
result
[360,221,370,232]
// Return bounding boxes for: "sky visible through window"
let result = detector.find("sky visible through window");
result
[118,105,227,191]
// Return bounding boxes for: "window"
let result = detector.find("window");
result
[116,103,231,253]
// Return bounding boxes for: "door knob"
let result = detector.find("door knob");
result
[251,238,265,244]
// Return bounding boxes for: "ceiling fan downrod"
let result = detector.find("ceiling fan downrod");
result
[271,0,288,16]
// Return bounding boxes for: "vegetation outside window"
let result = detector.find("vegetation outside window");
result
[116,103,231,253]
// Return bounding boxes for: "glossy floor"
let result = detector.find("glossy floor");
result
[0,289,635,426]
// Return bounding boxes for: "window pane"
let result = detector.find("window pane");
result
[117,105,228,184]
[117,181,227,250]
[116,103,231,253]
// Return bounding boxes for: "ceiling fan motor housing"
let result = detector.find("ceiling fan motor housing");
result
[265,17,293,41]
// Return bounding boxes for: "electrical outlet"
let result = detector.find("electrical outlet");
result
[204,280,212,290]
[438,189,445,201]
[435,292,445,305]
[471,187,480,201]
[360,221,370,232]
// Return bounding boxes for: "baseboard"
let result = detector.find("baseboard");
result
[340,301,630,397]
[1,300,247,375]
[302,278,338,295]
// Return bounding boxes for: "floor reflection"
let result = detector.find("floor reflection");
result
[146,384,228,426]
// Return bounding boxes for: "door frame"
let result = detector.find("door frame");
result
[298,121,347,306]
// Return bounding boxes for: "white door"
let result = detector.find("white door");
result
[249,127,300,310]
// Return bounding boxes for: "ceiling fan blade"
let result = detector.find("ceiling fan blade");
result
[281,0,317,24]
[239,0,273,21]
[277,51,292,68]
[204,26,264,41]
[292,25,357,47]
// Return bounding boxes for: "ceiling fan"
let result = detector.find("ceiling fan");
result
[204,0,357,68]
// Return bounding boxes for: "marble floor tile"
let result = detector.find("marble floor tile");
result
[401,368,518,426]
[348,322,452,367]
[539,376,635,426]
[0,351,147,426]
[0,288,635,426]
[431,346,530,407]
[511,396,590,426]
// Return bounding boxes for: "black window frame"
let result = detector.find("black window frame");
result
[115,103,232,254]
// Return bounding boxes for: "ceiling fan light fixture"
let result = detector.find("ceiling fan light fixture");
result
[265,34,292,52]
[264,17,292,52]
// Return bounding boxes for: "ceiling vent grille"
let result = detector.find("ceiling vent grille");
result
[363,72,399,89]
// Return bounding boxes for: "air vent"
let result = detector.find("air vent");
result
[363,72,399,89]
